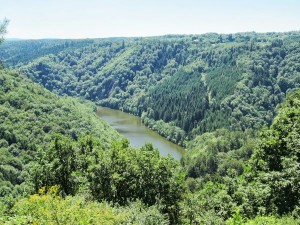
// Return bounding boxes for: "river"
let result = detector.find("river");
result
[97,107,185,160]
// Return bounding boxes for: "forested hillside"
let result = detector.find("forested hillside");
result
[0,68,185,224]
[0,68,119,199]
[1,32,300,224]
[1,68,299,224]
[180,90,300,224]
[1,32,300,145]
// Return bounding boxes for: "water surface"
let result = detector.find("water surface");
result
[97,107,185,160]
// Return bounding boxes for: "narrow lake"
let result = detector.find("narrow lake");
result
[97,107,185,160]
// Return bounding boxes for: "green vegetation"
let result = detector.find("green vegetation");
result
[1,31,300,224]
[0,69,119,199]
[1,32,300,145]
[1,69,299,224]
[0,68,184,223]
[182,129,256,181]
[32,136,185,223]
[250,90,300,215]
[1,186,169,225]
[180,90,300,224]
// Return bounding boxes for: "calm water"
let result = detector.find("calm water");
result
[97,107,185,160]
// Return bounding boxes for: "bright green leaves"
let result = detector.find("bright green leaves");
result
[180,90,300,222]
[0,68,124,220]
[1,188,170,225]
[32,136,185,223]
[89,140,185,223]
[182,129,256,180]
[250,90,300,215]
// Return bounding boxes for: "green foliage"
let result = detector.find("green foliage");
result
[238,215,299,225]
[1,32,300,224]
[179,89,300,224]
[141,117,186,146]
[144,70,209,134]
[0,39,95,67]
[226,210,244,225]
[0,67,185,224]
[250,90,300,215]
[2,32,300,144]
[0,68,120,203]
[182,129,256,181]
[33,136,185,223]
[0,186,169,225]
[180,181,236,224]
[119,201,169,225]
[226,211,300,225]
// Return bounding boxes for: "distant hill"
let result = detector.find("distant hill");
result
[1,33,300,224]
[1,32,300,145]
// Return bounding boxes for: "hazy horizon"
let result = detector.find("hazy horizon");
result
[5,29,300,41]
[2,0,300,39]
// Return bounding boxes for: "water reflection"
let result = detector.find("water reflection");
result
[97,107,184,160]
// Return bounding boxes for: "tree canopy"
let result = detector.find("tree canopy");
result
[1,31,300,224]
[1,32,300,145]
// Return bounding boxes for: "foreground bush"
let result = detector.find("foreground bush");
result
[0,186,169,225]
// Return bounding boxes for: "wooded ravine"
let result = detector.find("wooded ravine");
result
[0,31,300,224]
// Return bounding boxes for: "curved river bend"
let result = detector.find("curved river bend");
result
[97,107,185,160]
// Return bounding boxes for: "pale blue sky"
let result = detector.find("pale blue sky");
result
[1,0,300,39]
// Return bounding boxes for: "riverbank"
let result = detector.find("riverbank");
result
[96,107,185,160]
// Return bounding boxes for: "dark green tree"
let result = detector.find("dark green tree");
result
[33,134,77,195]
[250,90,300,214]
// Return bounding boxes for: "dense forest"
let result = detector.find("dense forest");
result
[1,28,300,224]
[0,69,184,224]
[1,32,300,145]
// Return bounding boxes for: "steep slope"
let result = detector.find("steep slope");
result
[1,32,300,145]
[0,39,95,67]
[1,35,300,224]
[0,68,120,198]
[0,68,184,224]
[180,89,300,224]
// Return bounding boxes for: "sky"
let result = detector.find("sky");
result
[1,0,300,39]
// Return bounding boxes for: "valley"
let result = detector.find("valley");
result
[1,29,300,224]
[1,32,299,146]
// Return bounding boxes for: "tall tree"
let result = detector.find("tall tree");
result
[250,90,300,214]
[0,18,9,44]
